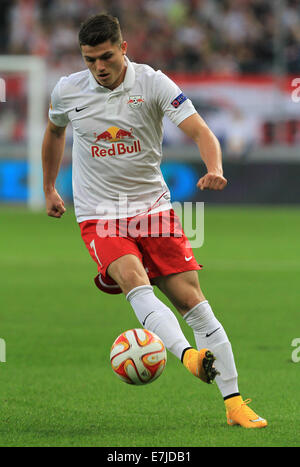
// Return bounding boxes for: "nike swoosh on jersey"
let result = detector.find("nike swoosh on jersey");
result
[185,256,193,261]
[75,106,88,112]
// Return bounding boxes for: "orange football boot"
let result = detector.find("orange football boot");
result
[226,396,268,428]
[183,348,219,384]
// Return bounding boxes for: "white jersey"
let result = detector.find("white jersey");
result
[49,56,197,222]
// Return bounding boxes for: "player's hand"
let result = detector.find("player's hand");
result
[44,189,66,218]
[197,172,227,191]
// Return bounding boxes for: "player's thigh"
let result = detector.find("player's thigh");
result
[153,270,205,316]
[107,253,150,294]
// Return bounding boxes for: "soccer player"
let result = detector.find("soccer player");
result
[42,14,267,428]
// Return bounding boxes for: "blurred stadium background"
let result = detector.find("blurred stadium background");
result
[0,0,300,206]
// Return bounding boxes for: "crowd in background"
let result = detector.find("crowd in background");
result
[1,0,299,150]
[1,0,300,75]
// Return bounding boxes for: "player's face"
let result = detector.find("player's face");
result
[81,40,127,90]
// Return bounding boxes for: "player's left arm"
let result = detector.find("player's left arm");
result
[178,113,227,191]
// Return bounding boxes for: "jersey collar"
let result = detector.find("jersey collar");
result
[88,56,135,92]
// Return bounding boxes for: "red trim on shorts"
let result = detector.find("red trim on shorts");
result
[94,273,122,295]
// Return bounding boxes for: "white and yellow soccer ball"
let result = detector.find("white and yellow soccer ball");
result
[110,329,167,385]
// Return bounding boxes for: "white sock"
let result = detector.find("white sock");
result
[184,300,239,398]
[126,285,191,360]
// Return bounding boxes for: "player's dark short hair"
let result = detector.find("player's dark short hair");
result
[78,14,123,47]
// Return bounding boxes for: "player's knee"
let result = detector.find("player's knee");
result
[108,261,150,294]
[118,268,147,288]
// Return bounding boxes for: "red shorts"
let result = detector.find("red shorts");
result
[79,209,201,294]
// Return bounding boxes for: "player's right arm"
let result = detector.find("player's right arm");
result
[42,119,67,218]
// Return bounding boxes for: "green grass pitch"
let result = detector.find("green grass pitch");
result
[0,204,299,447]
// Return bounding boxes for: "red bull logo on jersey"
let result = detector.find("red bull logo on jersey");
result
[91,126,141,158]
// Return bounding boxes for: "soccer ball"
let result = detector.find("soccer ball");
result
[110,328,167,385]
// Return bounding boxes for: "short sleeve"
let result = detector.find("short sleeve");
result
[49,77,69,127]
[154,71,197,126]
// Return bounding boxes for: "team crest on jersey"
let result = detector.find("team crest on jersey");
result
[128,95,144,109]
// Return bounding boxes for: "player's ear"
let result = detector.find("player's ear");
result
[120,41,127,55]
